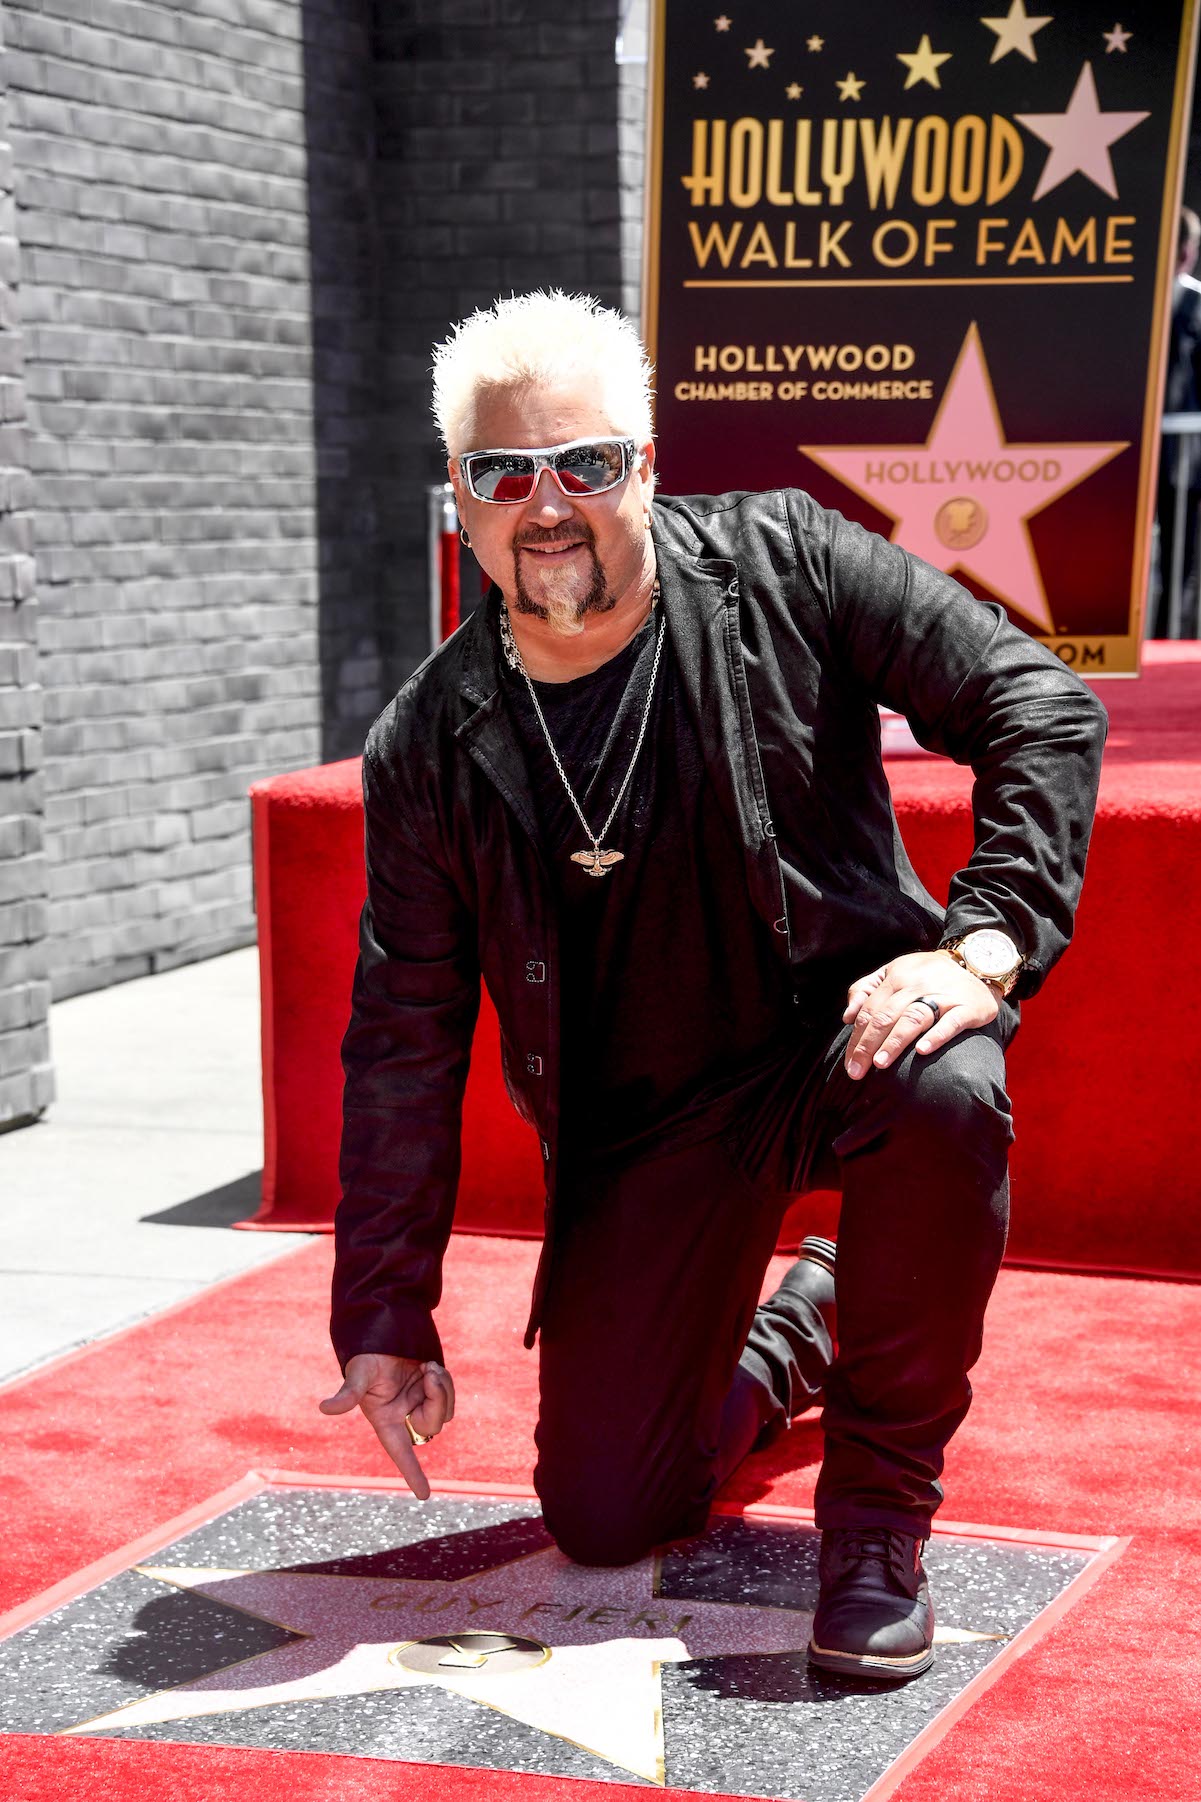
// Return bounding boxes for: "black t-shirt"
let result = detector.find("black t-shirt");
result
[501,608,800,1161]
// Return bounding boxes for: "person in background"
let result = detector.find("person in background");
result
[1153,205,1201,637]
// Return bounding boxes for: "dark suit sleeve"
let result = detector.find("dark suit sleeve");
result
[330,732,480,1371]
[787,492,1109,998]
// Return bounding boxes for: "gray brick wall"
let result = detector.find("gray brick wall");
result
[5,0,331,997]
[0,0,54,1125]
[0,0,627,1010]
[369,0,625,675]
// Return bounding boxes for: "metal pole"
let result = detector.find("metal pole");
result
[427,482,461,652]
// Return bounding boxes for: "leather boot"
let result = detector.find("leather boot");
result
[808,1526,935,1680]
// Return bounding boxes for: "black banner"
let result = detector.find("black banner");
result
[644,0,1198,671]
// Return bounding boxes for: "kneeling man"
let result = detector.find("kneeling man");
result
[321,291,1106,1682]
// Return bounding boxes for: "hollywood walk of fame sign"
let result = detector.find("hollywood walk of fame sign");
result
[644,0,1199,671]
[0,1479,1126,1800]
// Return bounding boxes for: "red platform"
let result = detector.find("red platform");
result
[245,643,1201,1282]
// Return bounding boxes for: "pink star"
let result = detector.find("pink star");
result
[1016,61,1148,200]
[800,326,1127,632]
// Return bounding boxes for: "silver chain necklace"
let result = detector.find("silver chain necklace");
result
[499,582,665,878]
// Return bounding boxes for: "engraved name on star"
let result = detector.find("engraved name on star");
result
[898,34,952,90]
[981,0,1053,63]
[745,38,774,70]
[62,1549,1004,1785]
[1016,61,1148,201]
[1104,22,1132,52]
[799,325,1127,633]
[837,71,866,102]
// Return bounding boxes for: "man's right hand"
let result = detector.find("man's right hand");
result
[319,1353,456,1500]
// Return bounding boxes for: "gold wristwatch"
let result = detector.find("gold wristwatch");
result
[939,928,1024,998]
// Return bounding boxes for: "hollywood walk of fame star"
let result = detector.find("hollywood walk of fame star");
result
[786,82,803,100]
[837,71,866,102]
[693,72,711,89]
[715,15,732,32]
[807,35,824,53]
[745,38,773,70]
[800,325,1127,633]
[898,33,952,90]
[1104,22,1132,52]
[62,1547,1005,1786]
[981,0,1052,64]
[1016,61,1148,201]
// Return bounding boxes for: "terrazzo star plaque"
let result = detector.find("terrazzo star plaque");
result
[0,1478,1123,1799]
[644,0,1200,669]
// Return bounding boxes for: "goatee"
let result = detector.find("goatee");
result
[513,540,615,638]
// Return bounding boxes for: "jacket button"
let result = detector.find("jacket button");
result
[526,1053,544,1075]
[525,960,546,983]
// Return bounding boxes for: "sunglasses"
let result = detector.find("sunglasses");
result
[459,436,639,504]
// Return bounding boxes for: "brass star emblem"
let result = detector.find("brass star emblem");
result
[1104,22,1132,51]
[836,70,866,101]
[807,35,825,52]
[715,14,732,30]
[786,82,804,100]
[693,71,711,89]
[745,37,774,70]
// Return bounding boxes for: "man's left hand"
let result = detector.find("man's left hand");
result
[842,951,999,1080]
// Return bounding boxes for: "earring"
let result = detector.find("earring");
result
[460,527,471,549]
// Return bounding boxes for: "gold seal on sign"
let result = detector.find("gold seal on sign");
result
[388,1631,552,1677]
[934,496,988,550]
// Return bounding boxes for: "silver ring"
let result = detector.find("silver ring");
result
[916,996,941,1025]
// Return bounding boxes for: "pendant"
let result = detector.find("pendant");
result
[570,847,625,878]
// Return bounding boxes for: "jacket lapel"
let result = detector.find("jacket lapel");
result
[453,587,543,852]
[653,510,792,957]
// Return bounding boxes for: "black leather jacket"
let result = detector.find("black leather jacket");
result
[331,488,1108,1369]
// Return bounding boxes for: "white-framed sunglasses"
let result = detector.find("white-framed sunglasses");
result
[458,436,639,504]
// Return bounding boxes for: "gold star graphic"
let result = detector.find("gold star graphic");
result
[807,35,825,52]
[745,37,774,69]
[837,70,866,101]
[1016,60,1148,200]
[715,14,732,30]
[1104,22,1132,51]
[898,33,952,89]
[981,0,1053,63]
[786,82,804,100]
[693,71,711,89]
[62,1551,1006,1785]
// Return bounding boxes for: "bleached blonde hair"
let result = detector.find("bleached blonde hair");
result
[431,290,655,456]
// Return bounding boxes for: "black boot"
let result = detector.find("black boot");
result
[742,1235,837,1449]
[808,1527,935,1681]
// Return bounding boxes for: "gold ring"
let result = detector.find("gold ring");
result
[405,1415,431,1447]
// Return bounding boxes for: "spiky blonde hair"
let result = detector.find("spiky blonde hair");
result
[431,290,655,456]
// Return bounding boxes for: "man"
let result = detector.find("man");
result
[321,291,1107,1682]
[1152,206,1201,637]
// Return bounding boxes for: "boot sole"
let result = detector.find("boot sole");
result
[807,1636,935,1681]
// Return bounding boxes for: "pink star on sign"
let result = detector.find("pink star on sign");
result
[1016,61,1148,200]
[800,326,1127,632]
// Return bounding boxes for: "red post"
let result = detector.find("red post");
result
[439,525,461,641]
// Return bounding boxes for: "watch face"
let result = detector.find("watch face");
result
[961,929,1019,979]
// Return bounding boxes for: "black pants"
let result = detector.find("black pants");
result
[533,1009,1015,1566]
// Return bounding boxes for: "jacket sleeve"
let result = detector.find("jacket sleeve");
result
[788,493,1109,998]
[330,730,480,1371]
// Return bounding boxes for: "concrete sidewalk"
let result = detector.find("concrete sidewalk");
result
[0,946,314,1385]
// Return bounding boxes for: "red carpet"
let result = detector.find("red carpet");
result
[1,1235,1199,1799]
[247,645,1201,1282]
